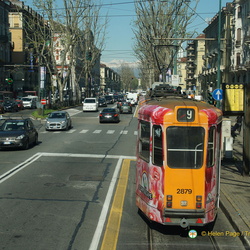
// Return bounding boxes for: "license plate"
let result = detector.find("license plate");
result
[4,141,11,145]
[105,115,111,118]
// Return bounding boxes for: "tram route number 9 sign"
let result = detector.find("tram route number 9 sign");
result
[224,83,244,112]
[177,108,195,122]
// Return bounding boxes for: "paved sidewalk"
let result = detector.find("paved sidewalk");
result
[220,129,250,249]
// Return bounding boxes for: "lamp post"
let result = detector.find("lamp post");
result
[216,0,222,108]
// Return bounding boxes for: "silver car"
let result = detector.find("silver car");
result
[45,111,72,131]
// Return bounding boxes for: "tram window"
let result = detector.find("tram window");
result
[167,126,205,169]
[207,126,216,167]
[153,125,163,166]
[139,121,150,162]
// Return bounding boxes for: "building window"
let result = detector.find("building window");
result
[236,53,241,66]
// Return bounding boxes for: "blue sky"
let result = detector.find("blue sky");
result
[101,0,229,64]
[24,0,229,64]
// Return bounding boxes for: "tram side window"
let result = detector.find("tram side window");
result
[207,126,215,167]
[153,125,163,166]
[139,121,150,162]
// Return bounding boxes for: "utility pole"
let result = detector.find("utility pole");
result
[216,0,222,109]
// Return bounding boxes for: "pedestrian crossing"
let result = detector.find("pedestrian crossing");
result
[40,129,138,136]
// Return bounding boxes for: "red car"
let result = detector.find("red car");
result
[15,99,24,110]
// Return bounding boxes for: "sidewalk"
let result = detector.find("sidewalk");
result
[220,129,250,248]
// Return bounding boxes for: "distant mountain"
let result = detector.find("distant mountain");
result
[101,59,140,77]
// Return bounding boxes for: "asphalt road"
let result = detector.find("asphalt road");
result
[0,106,246,250]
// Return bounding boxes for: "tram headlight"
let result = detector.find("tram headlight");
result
[196,195,202,208]
[166,195,172,208]
[196,195,202,202]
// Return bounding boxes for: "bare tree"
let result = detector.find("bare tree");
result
[119,63,136,92]
[21,0,107,103]
[133,0,199,84]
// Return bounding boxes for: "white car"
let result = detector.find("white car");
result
[82,98,98,112]
[126,98,136,106]
[22,97,37,109]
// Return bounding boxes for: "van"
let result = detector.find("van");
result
[22,96,38,109]
[82,98,98,112]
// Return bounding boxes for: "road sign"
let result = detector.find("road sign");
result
[212,89,223,101]
[41,99,47,105]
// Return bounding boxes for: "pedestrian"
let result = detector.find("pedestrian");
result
[236,116,242,134]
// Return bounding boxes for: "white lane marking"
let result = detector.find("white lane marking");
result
[0,153,43,183]
[107,130,115,134]
[0,152,136,250]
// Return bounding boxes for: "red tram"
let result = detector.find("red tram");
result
[136,93,223,228]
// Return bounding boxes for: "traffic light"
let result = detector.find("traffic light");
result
[207,92,214,105]
[6,78,13,84]
[86,51,92,61]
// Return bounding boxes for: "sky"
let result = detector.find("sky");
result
[100,0,229,66]
[23,0,229,67]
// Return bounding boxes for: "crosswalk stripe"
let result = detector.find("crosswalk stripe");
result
[120,130,128,134]
[66,129,76,133]
[40,129,137,135]
[93,130,102,134]
[80,129,89,133]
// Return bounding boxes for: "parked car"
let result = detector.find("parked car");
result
[98,97,107,107]
[45,111,72,131]
[82,98,98,111]
[0,118,38,150]
[22,97,37,109]
[3,100,19,112]
[0,102,5,114]
[99,108,120,123]
[104,95,114,104]
[15,99,24,110]
[120,102,133,114]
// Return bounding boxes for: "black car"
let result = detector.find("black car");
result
[98,97,107,107]
[120,102,132,114]
[0,118,38,150]
[104,95,114,104]
[3,100,19,112]
[99,108,120,123]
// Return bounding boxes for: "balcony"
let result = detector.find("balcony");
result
[244,36,250,44]
[235,40,241,47]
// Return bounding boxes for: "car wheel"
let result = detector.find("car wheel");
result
[22,139,29,150]
[33,134,38,146]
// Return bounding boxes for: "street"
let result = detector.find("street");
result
[0,106,247,250]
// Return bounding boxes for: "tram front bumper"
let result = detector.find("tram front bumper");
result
[164,208,205,218]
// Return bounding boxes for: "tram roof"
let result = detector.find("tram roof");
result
[138,96,223,124]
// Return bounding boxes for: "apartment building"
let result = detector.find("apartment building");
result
[0,0,11,91]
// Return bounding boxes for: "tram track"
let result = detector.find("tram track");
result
[146,223,229,250]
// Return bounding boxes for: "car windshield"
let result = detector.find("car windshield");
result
[102,108,116,113]
[49,113,66,118]
[85,99,96,103]
[0,121,25,131]
[22,98,32,101]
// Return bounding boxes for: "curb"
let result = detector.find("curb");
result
[220,190,250,249]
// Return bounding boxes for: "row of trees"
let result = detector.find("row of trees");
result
[21,0,107,102]
[19,0,200,101]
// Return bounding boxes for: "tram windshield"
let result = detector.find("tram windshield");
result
[167,126,205,169]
